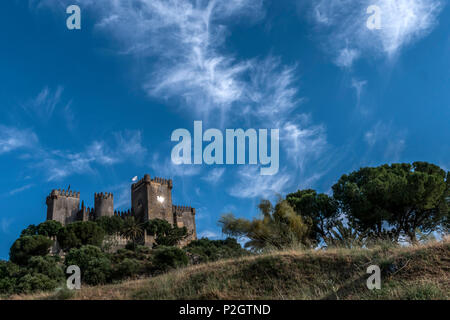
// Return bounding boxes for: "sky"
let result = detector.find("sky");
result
[0,0,449,259]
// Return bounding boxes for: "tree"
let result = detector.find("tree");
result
[121,217,144,246]
[219,199,310,251]
[144,219,188,247]
[20,224,38,237]
[184,237,248,264]
[65,245,112,285]
[332,162,449,243]
[9,235,53,265]
[37,220,63,238]
[151,246,188,274]
[286,189,339,244]
[57,221,105,251]
[96,216,124,235]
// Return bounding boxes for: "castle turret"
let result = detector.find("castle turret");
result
[46,189,80,225]
[94,192,114,219]
[131,174,173,223]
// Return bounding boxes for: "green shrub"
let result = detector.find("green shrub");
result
[9,235,53,265]
[37,220,63,237]
[0,261,21,294]
[96,216,124,235]
[113,258,143,280]
[16,273,59,294]
[65,245,112,285]
[145,219,188,246]
[151,246,188,274]
[26,256,65,281]
[20,224,38,237]
[185,237,247,264]
[57,221,105,251]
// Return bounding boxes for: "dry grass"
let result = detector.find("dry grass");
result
[6,239,449,300]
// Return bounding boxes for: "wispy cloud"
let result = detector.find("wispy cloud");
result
[22,86,64,121]
[0,217,14,234]
[228,166,291,199]
[8,184,34,196]
[201,167,225,184]
[39,130,147,181]
[365,121,407,160]
[311,0,444,67]
[0,125,38,155]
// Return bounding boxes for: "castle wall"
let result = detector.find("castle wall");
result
[131,174,173,224]
[46,190,80,226]
[173,206,197,245]
[94,192,114,219]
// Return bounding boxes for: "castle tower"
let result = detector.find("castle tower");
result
[94,192,114,219]
[173,206,197,245]
[131,174,173,223]
[46,189,81,226]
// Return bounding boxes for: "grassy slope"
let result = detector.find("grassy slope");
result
[9,240,450,300]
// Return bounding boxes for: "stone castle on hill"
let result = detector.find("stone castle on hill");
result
[46,174,197,247]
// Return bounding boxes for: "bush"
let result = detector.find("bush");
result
[16,273,59,294]
[185,238,248,264]
[96,216,124,235]
[145,219,188,247]
[9,235,53,265]
[20,224,38,237]
[26,256,65,281]
[113,258,143,280]
[0,261,21,294]
[65,245,112,285]
[57,221,105,251]
[37,220,63,237]
[151,246,188,274]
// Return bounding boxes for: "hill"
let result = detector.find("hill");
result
[7,240,450,300]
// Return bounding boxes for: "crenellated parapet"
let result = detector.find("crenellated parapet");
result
[47,189,80,200]
[94,192,113,200]
[132,174,173,190]
[114,209,134,218]
[172,205,195,215]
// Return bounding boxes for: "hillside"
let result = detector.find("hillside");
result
[8,240,450,300]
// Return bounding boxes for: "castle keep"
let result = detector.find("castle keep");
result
[46,174,197,246]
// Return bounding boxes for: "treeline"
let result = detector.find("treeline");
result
[220,162,449,250]
[0,217,247,296]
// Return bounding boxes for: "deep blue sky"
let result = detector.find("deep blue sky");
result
[0,0,449,259]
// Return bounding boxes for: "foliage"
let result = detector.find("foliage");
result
[219,199,311,251]
[57,221,105,251]
[65,245,112,285]
[332,162,449,242]
[15,273,59,294]
[20,224,38,237]
[144,218,188,247]
[113,258,143,280]
[184,237,248,264]
[26,255,65,280]
[121,217,144,244]
[286,189,339,244]
[37,220,63,237]
[96,216,124,235]
[9,235,53,265]
[0,261,21,294]
[151,246,188,274]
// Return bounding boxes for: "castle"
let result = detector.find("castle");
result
[46,174,197,247]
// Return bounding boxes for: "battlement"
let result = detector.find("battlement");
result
[48,189,80,198]
[114,209,134,218]
[172,205,195,215]
[152,176,172,188]
[94,192,113,200]
[132,174,173,190]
